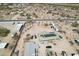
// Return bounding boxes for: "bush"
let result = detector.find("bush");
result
[33,13,38,18]
[47,51,53,56]
[71,21,79,27]
[44,23,48,26]
[47,10,52,14]
[20,13,25,16]
[26,13,31,19]
[26,34,31,37]
[60,13,65,17]
[66,15,71,18]
[0,28,10,37]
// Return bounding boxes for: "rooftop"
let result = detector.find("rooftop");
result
[38,31,60,41]
[24,42,35,56]
[0,43,7,48]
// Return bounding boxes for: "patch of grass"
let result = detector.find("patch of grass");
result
[33,13,38,18]
[0,28,10,37]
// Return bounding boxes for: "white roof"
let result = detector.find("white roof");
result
[11,24,23,36]
[0,43,7,48]
[25,42,35,56]
[16,24,23,32]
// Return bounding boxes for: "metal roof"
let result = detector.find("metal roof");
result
[24,42,35,56]
[0,43,7,48]
[11,24,23,36]
[16,24,22,32]
[38,32,60,41]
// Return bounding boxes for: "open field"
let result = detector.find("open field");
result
[0,3,79,20]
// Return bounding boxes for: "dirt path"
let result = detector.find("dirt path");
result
[14,23,32,56]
